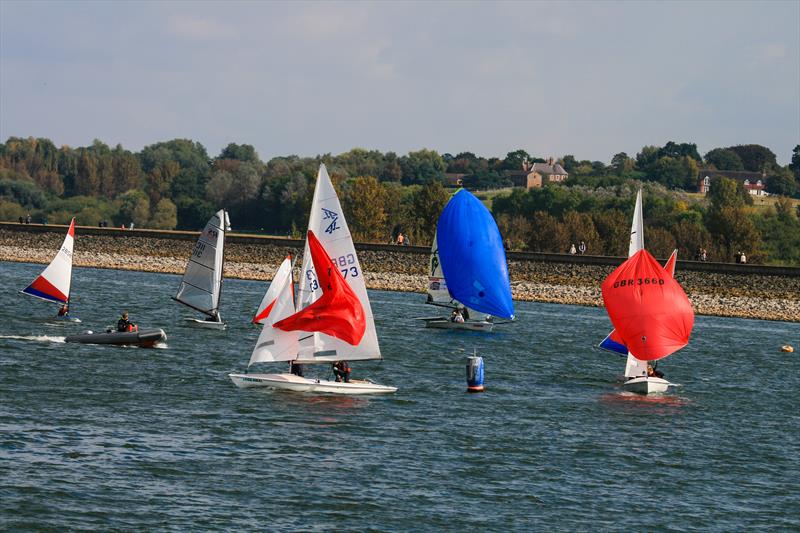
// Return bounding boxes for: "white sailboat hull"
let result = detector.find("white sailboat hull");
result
[228,373,397,395]
[184,317,226,330]
[622,376,673,394]
[421,318,494,332]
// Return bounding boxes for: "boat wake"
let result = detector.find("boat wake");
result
[0,334,66,344]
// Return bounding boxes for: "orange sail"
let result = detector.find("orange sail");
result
[601,249,694,361]
[273,230,366,346]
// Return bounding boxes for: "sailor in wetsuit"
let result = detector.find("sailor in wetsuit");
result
[117,312,137,332]
[332,361,351,383]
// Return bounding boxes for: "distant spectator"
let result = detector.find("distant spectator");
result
[740,253,747,264]
[735,251,741,264]
[701,248,707,262]
[25,213,31,224]
[695,247,702,261]
[569,243,577,255]
[578,241,587,255]
[129,222,135,230]
[18,216,23,224]
[396,232,405,246]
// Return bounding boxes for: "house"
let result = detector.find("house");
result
[698,169,768,196]
[507,157,569,189]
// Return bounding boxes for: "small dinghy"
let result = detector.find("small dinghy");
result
[65,328,167,348]
[21,218,81,322]
[418,189,514,331]
[601,190,695,394]
[173,209,231,330]
[229,164,396,395]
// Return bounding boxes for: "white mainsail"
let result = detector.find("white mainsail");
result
[174,209,231,319]
[294,164,381,363]
[249,257,299,365]
[624,189,649,379]
[21,218,75,304]
[427,231,451,305]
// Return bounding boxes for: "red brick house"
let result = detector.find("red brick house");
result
[698,169,767,196]
[508,157,569,189]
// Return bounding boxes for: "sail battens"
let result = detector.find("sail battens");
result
[174,210,229,317]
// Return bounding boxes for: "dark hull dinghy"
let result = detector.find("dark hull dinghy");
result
[66,328,167,348]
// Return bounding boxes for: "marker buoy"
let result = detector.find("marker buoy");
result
[781,345,794,353]
[466,355,484,392]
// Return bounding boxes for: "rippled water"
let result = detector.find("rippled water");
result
[1,261,798,531]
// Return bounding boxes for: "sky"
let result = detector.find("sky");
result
[1,1,798,164]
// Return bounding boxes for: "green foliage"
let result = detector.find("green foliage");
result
[791,145,800,181]
[766,168,797,197]
[219,143,259,162]
[399,149,446,185]
[0,199,26,222]
[149,198,178,229]
[341,176,387,242]
[727,144,777,172]
[0,178,47,208]
[704,148,744,171]
[115,189,150,227]
[755,199,800,264]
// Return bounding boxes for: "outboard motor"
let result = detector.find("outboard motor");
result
[466,355,485,393]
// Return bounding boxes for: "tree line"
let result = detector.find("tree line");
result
[1,136,798,264]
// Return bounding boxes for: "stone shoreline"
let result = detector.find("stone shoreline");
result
[1,229,798,322]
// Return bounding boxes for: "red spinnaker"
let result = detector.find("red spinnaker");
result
[273,231,366,346]
[601,249,694,361]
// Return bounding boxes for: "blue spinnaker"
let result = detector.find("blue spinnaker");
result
[436,189,515,319]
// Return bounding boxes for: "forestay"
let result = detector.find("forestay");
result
[22,218,75,304]
[174,210,230,317]
[294,164,381,363]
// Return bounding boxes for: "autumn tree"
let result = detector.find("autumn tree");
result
[341,176,387,242]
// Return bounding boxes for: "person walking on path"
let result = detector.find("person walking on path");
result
[578,241,587,255]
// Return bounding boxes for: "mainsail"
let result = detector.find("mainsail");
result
[174,209,230,318]
[22,218,75,304]
[253,256,294,325]
[292,164,381,363]
[435,189,514,319]
[426,231,451,305]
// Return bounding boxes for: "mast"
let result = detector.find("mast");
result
[624,189,649,378]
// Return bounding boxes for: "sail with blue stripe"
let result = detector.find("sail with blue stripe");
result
[436,189,515,319]
[21,218,75,305]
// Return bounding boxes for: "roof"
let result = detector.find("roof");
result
[699,169,764,182]
[531,162,568,175]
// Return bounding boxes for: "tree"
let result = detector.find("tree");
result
[591,209,629,256]
[610,152,634,175]
[399,149,446,185]
[115,189,150,227]
[705,177,760,260]
[727,144,777,172]
[791,145,800,180]
[409,180,450,244]
[219,143,259,162]
[766,168,797,197]
[502,149,531,171]
[704,148,743,171]
[495,214,532,251]
[149,198,178,229]
[341,176,387,242]
[527,211,569,252]
[562,211,600,253]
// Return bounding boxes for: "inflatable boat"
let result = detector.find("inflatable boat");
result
[65,328,167,348]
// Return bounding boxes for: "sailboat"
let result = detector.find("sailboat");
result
[21,218,80,322]
[173,209,231,330]
[228,164,396,395]
[601,190,695,394]
[418,189,515,331]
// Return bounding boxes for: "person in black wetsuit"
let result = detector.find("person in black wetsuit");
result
[332,361,351,383]
[117,312,136,332]
[290,361,304,377]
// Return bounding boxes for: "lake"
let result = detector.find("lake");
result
[1,261,798,531]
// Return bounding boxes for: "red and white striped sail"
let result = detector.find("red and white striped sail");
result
[21,218,75,304]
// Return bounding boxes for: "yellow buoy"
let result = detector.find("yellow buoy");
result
[781,345,794,353]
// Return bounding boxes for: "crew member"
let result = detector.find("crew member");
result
[333,360,351,383]
[57,304,70,317]
[117,312,137,332]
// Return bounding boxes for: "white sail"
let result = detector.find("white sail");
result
[174,209,230,318]
[249,257,299,365]
[21,218,75,304]
[294,164,381,363]
[624,189,649,378]
[427,231,452,305]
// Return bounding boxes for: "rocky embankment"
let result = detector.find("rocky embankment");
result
[1,228,798,322]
